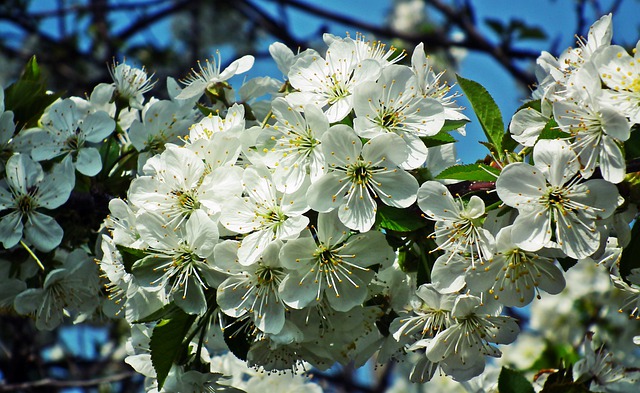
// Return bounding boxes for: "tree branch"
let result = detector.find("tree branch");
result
[0,372,137,392]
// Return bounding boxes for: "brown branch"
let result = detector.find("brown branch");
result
[425,0,536,87]
[0,372,137,392]
[114,0,193,42]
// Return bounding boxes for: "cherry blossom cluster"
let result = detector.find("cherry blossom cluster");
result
[1,14,639,392]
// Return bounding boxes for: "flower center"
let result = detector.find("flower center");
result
[255,264,284,287]
[65,133,83,153]
[378,108,403,130]
[172,189,200,215]
[316,246,339,266]
[17,194,34,215]
[328,76,350,104]
[347,162,371,185]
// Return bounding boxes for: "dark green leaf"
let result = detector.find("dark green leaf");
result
[530,342,581,372]
[538,117,570,140]
[134,303,183,324]
[115,245,147,273]
[435,163,500,181]
[620,220,640,283]
[422,130,457,148]
[196,102,218,117]
[516,99,542,112]
[223,317,252,361]
[150,309,197,390]
[439,119,469,133]
[417,237,439,285]
[502,131,519,152]
[456,75,505,158]
[624,125,640,160]
[376,205,428,232]
[557,257,578,272]
[4,57,62,129]
[498,367,535,393]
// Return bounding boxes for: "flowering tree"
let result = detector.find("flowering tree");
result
[1,8,640,393]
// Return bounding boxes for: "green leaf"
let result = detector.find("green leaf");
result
[557,256,578,272]
[538,117,570,140]
[624,124,640,160]
[435,163,500,181]
[417,237,439,285]
[150,309,197,390]
[134,302,183,324]
[498,367,535,393]
[620,220,640,283]
[21,56,41,81]
[422,130,457,148]
[223,317,252,361]
[456,75,505,158]
[115,245,147,273]
[4,57,62,129]
[376,205,428,232]
[517,99,542,112]
[439,119,469,133]
[196,102,218,117]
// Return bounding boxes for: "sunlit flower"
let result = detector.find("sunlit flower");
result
[109,60,156,109]
[279,211,395,312]
[496,139,618,259]
[307,125,418,232]
[177,51,254,100]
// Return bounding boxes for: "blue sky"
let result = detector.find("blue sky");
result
[7,0,640,161]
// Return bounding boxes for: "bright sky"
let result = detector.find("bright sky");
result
[6,0,640,161]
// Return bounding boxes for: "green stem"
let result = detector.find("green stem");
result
[261,110,273,128]
[20,240,44,270]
